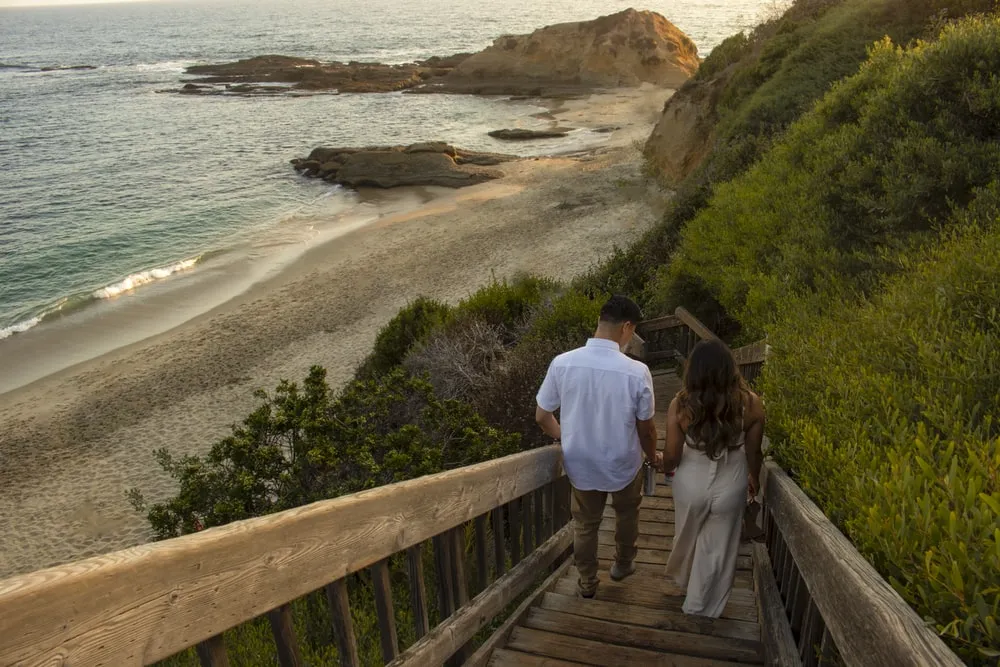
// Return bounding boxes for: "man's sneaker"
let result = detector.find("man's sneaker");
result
[610,561,636,582]
[579,586,597,599]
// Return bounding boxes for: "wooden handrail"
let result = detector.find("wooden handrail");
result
[761,462,963,666]
[732,340,768,366]
[673,306,718,342]
[0,445,565,667]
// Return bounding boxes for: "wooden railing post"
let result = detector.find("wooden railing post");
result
[371,559,399,663]
[446,527,473,666]
[433,533,456,620]
[509,497,523,566]
[195,635,229,667]
[266,604,303,667]
[405,545,430,640]
[474,514,489,593]
[325,578,360,667]
[491,506,506,578]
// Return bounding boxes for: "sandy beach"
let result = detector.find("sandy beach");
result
[0,86,672,579]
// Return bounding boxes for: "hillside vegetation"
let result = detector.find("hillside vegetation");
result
[137,0,1000,663]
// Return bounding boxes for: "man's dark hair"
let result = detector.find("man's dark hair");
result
[599,295,643,325]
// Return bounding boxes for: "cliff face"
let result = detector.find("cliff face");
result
[643,75,727,185]
[444,9,699,91]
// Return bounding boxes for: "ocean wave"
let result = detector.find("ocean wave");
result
[0,316,42,340]
[93,257,200,299]
[0,256,202,341]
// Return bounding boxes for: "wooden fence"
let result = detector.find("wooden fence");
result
[0,446,572,667]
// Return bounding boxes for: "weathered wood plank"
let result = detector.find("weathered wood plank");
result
[372,559,399,663]
[534,488,545,547]
[325,578,360,667]
[638,314,684,334]
[388,525,573,667]
[464,560,572,667]
[522,608,763,664]
[551,578,757,623]
[488,648,586,667]
[448,526,473,665]
[536,592,761,642]
[731,340,768,366]
[195,635,229,667]
[752,542,801,667]
[595,543,753,569]
[266,604,303,667]
[0,445,566,667]
[405,545,430,640]
[601,517,675,536]
[474,515,489,593]
[522,493,535,554]
[603,506,675,524]
[543,483,554,540]
[631,495,675,510]
[560,570,757,612]
[491,506,506,578]
[434,532,456,620]
[591,561,753,589]
[763,463,963,666]
[510,497,523,566]
[507,626,747,667]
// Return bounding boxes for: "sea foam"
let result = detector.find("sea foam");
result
[92,257,200,299]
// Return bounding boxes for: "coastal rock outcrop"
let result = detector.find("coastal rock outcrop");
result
[427,9,699,95]
[173,53,473,95]
[167,10,698,98]
[488,128,570,140]
[291,143,515,188]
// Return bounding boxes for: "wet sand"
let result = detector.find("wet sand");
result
[0,85,673,578]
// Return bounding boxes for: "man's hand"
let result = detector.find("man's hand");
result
[652,451,664,471]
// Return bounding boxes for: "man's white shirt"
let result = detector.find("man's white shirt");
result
[536,338,655,492]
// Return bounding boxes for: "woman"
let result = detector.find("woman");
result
[662,339,764,618]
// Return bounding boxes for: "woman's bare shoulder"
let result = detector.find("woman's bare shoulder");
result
[744,391,765,422]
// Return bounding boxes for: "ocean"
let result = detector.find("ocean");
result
[0,0,777,384]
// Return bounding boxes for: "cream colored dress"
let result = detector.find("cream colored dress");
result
[665,429,748,618]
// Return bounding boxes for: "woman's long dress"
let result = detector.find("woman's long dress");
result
[664,432,748,617]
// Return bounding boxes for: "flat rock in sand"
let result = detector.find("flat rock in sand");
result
[489,128,570,140]
[292,143,516,189]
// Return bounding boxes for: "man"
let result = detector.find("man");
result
[535,295,659,598]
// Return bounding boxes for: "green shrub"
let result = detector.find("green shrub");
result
[694,32,753,82]
[129,366,519,538]
[522,289,603,348]
[763,223,1000,662]
[451,275,556,342]
[357,297,451,379]
[659,15,1000,337]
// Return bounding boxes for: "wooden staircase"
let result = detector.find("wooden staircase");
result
[0,308,963,667]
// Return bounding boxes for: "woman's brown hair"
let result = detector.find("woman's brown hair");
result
[676,339,749,460]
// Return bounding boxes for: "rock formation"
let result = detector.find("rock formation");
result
[488,128,570,140]
[643,72,729,185]
[427,9,699,95]
[290,143,515,189]
[168,9,699,98]
[172,54,473,95]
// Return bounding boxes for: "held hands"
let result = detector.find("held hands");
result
[651,451,664,472]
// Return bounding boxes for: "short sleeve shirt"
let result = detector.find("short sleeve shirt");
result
[536,338,655,491]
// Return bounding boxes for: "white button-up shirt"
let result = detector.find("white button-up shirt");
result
[536,338,655,492]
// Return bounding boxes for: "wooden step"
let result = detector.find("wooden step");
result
[521,607,763,664]
[489,647,587,666]
[536,592,761,642]
[506,627,751,667]
[600,516,675,536]
[585,562,754,589]
[564,567,757,606]
[551,577,758,623]
[602,505,675,523]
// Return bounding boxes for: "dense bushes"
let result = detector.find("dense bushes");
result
[656,16,1000,337]
[763,223,1000,661]
[356,297,451,379]
[129,367,519,538]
